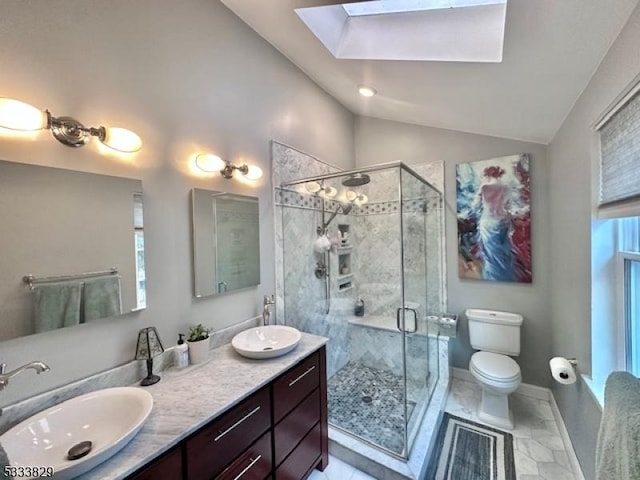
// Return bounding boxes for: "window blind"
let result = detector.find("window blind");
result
[599,86,640,210]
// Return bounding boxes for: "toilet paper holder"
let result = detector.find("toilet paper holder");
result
[550,356,578,384]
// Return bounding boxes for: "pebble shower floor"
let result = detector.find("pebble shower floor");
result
[327,362,417,455]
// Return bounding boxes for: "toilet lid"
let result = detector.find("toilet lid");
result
[470,351,520,383]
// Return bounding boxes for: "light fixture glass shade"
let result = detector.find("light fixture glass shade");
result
[346,190,357,201]
[356,193,369,205]
[358,86,377,97]
[101,127,142,153]
[135,327,165,360]
[195,153,226,172]
[243,164,263,180]
[0,98,47,131]
[323,186,338,197]
[305,181,322,193]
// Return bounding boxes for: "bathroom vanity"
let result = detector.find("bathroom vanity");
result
[69,334,329,480]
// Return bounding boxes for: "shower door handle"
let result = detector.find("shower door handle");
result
[397,307,418,333]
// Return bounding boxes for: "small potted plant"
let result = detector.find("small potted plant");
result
[186,323,212,364]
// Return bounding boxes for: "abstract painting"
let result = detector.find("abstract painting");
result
[456,154,531,283]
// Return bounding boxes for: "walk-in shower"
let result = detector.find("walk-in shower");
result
[275,161,445,461]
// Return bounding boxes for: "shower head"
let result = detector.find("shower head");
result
[342,173,370,187]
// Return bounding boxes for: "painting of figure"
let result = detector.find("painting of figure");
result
[456,154,531,283]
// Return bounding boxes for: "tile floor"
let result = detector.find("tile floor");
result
[308,456,376,480]
[310,378,581,480]
[445,378,580,480]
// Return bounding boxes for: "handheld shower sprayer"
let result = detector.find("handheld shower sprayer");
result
[317,204,352,235]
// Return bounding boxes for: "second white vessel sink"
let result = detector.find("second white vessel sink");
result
[232,325,301,359]
[0,387,153,480]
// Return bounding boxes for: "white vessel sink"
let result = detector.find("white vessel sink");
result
[232,325,302,359]
[1,387,153,480]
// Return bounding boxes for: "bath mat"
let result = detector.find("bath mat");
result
[424,412,516,480]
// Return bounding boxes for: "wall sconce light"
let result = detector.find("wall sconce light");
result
[0,97,142,153]
[304,181,337,198]
[346,190,368,205]
[195,153,263,181]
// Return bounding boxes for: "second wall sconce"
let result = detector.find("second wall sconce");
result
[195,153,263,181]
[0,97,142,153]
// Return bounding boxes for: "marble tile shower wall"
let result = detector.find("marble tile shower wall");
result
[412,163,446,313]
[273,142,351,378]
[272,141,340,326]
[347,327,436,387]
[352,213,402,318]
[280,205,351,377]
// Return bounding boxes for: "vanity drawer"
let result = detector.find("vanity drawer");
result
[273,352,320,423]
[186,387,271,480]
[274,423,321,480]
[274,388,320,466]
[215,431,272,480]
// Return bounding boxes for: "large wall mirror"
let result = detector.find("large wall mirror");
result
[0,159,146,342]
[192,189,260,298]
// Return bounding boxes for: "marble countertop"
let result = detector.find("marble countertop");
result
[78,333,327,480]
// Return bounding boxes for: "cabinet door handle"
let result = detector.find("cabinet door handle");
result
[288,365,316,387]
[213,406,261,442]
[232,455,262,480]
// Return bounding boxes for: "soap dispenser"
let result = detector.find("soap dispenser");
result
[175,334,189,368]
[355,298,365,317]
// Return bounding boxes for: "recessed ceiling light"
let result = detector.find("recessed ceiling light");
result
[359,86,377,97]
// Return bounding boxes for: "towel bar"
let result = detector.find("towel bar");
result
[23,268,119,290]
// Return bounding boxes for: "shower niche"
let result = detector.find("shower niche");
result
[276,160,445,461]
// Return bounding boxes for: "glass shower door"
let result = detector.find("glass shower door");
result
[400,166,433,455]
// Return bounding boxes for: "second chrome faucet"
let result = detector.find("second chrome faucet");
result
[263,295,275,325]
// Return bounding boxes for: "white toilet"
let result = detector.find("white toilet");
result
[466,308,523,430]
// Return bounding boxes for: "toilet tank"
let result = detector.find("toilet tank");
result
[466,309,523,356]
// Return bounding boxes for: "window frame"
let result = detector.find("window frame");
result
[617,250,640,375]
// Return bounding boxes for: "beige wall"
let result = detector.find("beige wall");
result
[355,116,551,387]
[548,4,640,479]
[0,0,355,406]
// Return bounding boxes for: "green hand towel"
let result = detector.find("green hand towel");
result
[33,282,82,333]
[83,275,122,322]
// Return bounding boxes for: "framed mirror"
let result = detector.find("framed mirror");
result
[0,159,146,342]
[192,188,260,298]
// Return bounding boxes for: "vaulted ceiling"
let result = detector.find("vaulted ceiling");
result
[221,0,639,144]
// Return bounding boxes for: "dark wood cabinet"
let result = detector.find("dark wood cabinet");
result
[126,346,328,480]
[186,387,271,479]
[275,424,322,480]
[129,446,182,480]
[274,389,320,466]
[215,431,272,480]
[273,352,320,423]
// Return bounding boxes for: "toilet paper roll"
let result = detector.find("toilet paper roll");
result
[549,356,576,385]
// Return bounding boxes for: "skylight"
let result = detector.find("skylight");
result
[296,0,507,62]
[343,0,504,17]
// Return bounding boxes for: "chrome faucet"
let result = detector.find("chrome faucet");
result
[0,361,50,391]
[263,295,275,326]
